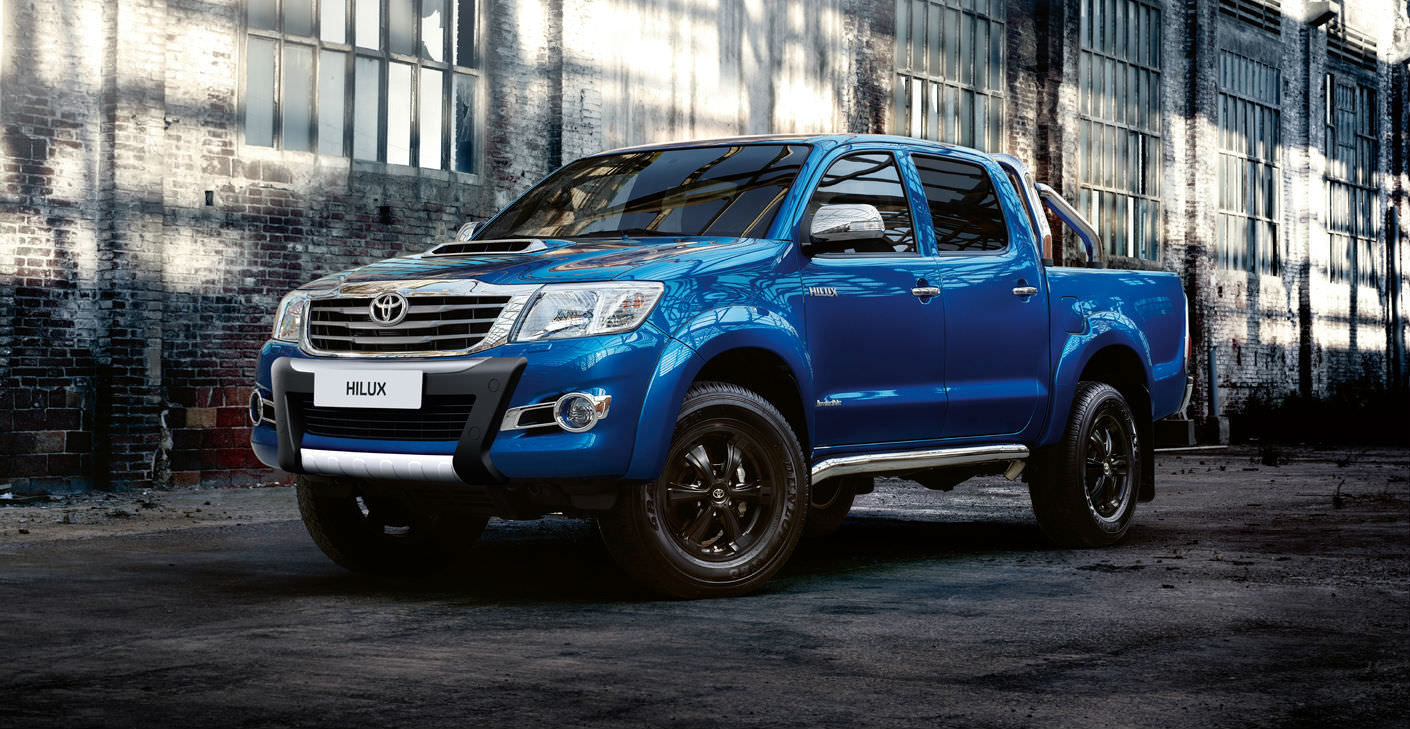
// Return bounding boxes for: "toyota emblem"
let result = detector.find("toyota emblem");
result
[369,292,409,326]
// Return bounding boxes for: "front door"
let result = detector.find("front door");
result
[800,151,947,447]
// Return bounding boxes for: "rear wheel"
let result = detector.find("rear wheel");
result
[1028,381,1140,547]
[598,382,808,598]
[297,476,488,575]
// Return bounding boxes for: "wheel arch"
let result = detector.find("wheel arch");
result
[624,319,814,480]
[693,347,810,455]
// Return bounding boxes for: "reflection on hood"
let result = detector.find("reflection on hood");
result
[300,236,765,288]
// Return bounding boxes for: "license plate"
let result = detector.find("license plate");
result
[313,369,423,409]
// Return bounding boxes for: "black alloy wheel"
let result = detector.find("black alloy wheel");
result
[598,382,808,598]
[1083,410,1133,523]
[1028,381,1141,547]
[660,428,781,562]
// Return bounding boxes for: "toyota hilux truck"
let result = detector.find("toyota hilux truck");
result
[250,134,1189,598]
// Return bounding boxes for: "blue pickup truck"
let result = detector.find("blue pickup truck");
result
[250,134,1189,597]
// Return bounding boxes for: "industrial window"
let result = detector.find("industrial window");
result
[1325,73,1379,286]
[1216,52,1281,275]
[1217,0,1281,35]
[243,0,480,173]
[1077,0,1162,261]
[893,0,1006,152]
[913,154,1007,253]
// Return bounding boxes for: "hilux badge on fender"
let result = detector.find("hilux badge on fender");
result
[369,292,409,326]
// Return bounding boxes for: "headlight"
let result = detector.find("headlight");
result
[513,282,664,342]
[272,291,311,342]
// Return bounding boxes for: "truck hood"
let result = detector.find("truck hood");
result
[299,236,787,290]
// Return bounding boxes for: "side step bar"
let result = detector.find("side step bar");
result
[811,444,1030,483]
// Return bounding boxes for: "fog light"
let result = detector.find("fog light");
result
[553,392,611,433]
[248,389,264,426]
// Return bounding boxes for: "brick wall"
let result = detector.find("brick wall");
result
[1,0,1407,493]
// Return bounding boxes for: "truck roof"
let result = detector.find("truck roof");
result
[596,133,975,158]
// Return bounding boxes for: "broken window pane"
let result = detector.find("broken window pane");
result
[245,37,276,147]
[453,73,476,173]
[454,0,475,67]
[421,0,447,61]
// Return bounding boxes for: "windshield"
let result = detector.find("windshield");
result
[476,144,810,240]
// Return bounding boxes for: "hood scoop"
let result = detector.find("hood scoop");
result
[426,238,548,256]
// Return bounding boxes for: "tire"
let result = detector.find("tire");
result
[597,382,809,598]
[1028,381,1141,548]
[803,475,865,538]
[296,475,489,575]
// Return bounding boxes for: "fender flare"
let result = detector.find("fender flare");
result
[623,309,815,479]
[1040,319,1155,447]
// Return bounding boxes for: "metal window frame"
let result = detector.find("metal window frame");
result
[1215,50,1282,276]
[240,0,482,176]
[892,0,1007,153]
[1076,0,1163,262]
[1324,70,1380,287]
[1217,0,1282,36]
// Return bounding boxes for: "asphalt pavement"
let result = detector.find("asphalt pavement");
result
[1,446,1406,728]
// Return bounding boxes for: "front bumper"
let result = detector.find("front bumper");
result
[256,356,526,483]
[251,327,669,486]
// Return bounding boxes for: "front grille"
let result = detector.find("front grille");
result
[307,295,509,354]
[291,393,477,441]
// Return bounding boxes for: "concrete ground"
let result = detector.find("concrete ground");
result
[1,446,1406,728]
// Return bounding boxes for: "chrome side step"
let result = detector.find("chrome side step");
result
[811,444,1030,483]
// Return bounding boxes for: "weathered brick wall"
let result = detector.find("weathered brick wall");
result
[1,0,107,492]
[2,0,496,491]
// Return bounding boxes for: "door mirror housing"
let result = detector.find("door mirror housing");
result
[809,204,885,247]
[455,221,479,241]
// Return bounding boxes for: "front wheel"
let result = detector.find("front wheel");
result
[1027,381,1141,547]
[598,382,808,598]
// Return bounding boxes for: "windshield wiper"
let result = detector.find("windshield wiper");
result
[572,228,683,239]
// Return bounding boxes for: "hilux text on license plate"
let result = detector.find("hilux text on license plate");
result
[313,369,423,409]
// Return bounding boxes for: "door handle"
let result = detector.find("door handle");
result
[1012,286,1039,297]
[911,286,941,297]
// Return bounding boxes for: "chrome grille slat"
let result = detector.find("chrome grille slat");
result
[335,317,499,330]
[309,332,489,345]
[313,303,506,316]
[307,293,511,355]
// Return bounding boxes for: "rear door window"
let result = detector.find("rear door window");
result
[913,154,1009,253]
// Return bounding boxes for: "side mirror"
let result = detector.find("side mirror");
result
[809,204,885,245]
[455,221,479,241]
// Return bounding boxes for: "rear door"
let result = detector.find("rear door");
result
[909,152,1050,439]
[799,150,947,447]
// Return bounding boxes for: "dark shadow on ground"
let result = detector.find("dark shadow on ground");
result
[188,514,1170,605]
